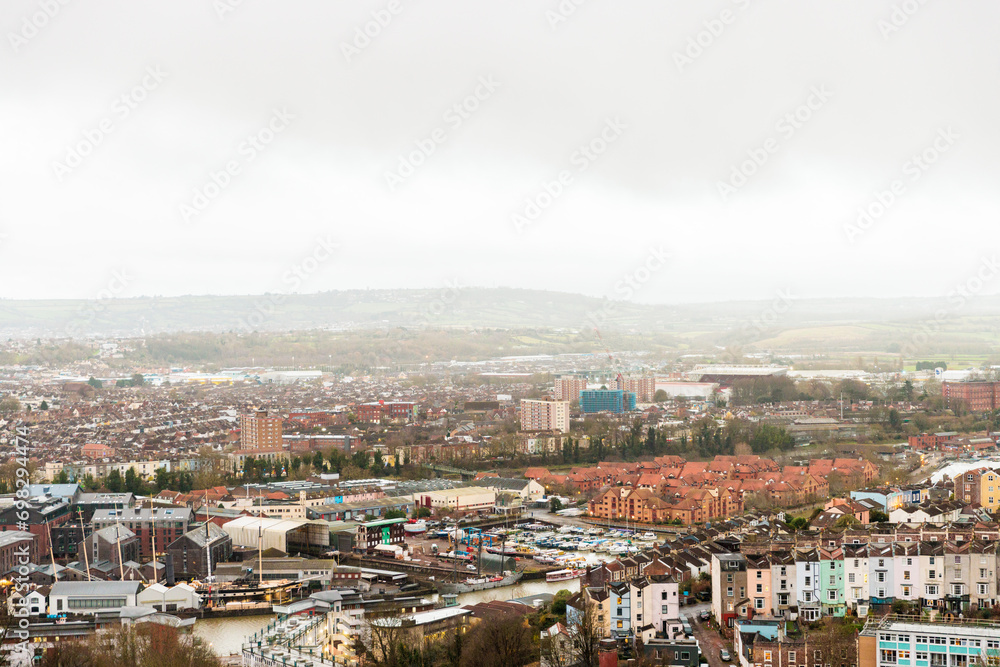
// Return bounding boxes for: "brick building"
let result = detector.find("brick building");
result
[355,401,418,422]
[240,410,282,450]
[554,376,589,402]
[942,381,1000,412]
[91,507,193,560]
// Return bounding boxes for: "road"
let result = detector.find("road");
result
[687,603,731,667]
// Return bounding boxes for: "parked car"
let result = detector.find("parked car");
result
[699,610,710,621]
[720,649,731,662]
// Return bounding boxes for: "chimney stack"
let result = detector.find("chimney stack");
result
[599,638,618,667]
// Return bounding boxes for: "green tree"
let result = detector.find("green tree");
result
[81,473,98,491]
[124,467,144,495]
[653,389,668,402]
[39,400,49,410]
[154,467,173,491]
[901,380,914,402]
[87,376,103,389]
[105,469,124,493]
[870,509,889,523]
[55,469,70,484]
[888,408,902,431]
[131,373,145,387]
[549,497,564,513]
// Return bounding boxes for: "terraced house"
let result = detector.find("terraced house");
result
[819,546,846,616]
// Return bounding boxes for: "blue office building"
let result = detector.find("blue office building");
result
[580,389,636,413]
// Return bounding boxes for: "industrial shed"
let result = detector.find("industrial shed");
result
[222,516,329,554]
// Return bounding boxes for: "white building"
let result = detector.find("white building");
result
[638,577,683,640]
[795,550,822,622]
[412,487,496,513]
[49,580,141,615]
[136,583,201,612]
[860,615,1000,667]
[844,546,869,614]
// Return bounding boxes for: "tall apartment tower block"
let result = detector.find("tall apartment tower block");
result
[520,398,571,433]
[240,410,283,450]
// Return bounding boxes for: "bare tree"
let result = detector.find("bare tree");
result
[568,594,605,667]
[806,618,858,667]
[540,627,571,667]
[459,614,534,667]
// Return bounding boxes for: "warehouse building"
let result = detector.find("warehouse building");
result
[222,516,329,555]
[413,487,496,513]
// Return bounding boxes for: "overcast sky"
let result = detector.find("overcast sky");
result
[3,0,998,304]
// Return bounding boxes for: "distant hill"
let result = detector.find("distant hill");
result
[0,289,999,358]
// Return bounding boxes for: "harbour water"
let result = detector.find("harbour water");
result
[194,578,583,657]
[194,613,276,658]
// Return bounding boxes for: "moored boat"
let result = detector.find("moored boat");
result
[437,570,523,594]
[546,568,586,583]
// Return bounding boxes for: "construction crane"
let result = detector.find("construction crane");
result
[593,328,626,389]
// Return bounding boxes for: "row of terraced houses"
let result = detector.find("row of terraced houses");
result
[529,455,879,524]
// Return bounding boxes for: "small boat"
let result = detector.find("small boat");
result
[486,545,520,556]
[438,570,523,594]
[546,568,586,583]
[404,520,428,535]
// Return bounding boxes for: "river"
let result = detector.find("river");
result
[193,578,585,657]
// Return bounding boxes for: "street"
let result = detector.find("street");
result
[686,603,731,667]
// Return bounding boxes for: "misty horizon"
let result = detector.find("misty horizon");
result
[4,1,999,307]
